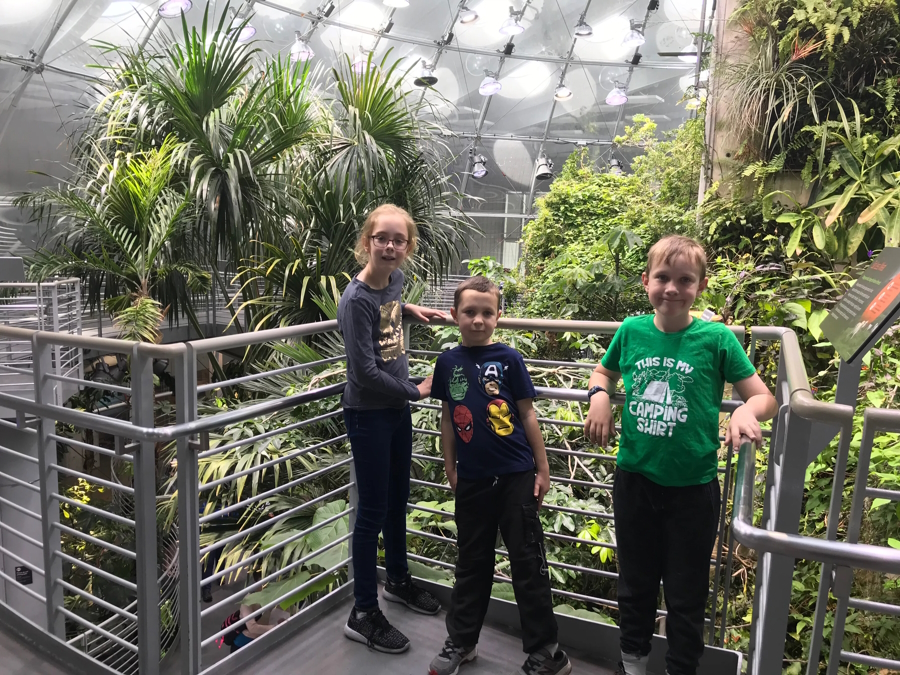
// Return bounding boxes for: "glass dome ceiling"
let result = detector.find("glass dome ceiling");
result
[0,0,709,226]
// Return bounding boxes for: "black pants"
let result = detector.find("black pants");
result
[446,469,557,654]
[613,469,720,675]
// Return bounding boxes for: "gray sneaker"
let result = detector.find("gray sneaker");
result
[516,647,572,675]
[428,637,477,675]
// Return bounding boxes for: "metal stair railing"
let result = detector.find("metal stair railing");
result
[0,318,896,674]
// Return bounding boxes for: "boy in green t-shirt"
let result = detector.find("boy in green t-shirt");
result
[584,235,777,675]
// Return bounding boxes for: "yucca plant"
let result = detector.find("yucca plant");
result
[18,136,210,342]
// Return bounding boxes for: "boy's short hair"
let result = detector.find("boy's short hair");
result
[646,235,707,279]
[453,276,501,310]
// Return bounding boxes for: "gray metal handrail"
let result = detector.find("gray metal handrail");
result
[732,439,900,575]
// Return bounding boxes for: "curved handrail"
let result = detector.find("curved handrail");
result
[731,439,900,575]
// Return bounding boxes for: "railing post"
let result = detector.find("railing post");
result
[176,344,201,675]
[31,334,65,639]
[131,344,160,675]
[747,349,812,675]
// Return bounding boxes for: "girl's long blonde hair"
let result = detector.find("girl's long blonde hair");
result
[354,204,419,266]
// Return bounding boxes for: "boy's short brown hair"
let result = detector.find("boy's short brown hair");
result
[453,276,501,310]
[646,235,707,279]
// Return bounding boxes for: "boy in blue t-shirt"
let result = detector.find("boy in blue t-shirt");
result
[428,277,572,675]
[584,236,777,675]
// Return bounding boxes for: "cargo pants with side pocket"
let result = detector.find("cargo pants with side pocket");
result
[446,468,558,654]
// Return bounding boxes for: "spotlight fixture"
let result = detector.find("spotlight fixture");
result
[609,159,624,175]
[554,83,573,101]
[679,41,699,63]
[472,154,488,179]
[534,155,554,180]
[623,21,645,48]
[352,51,370,74]
[229,9,256,43]
[500,7,525,35]
[605,83,628,106]
[321,1,335,17]
[573,18,592,37]
[290,32,314,63]
[459,4,478,24]
[479,72,502,96]
[158,0,192,18]
[414,62,438,86]
[384,0,409,6]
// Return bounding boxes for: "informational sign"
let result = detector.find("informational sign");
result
[14,566,32,586]
[821,248,900,363]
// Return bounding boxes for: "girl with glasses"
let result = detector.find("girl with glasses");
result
[337,204,447,653]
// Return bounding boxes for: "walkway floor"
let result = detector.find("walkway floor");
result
[0,624,70,675]
[250,587,617,675]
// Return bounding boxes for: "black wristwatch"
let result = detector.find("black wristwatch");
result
[587,385,607,402]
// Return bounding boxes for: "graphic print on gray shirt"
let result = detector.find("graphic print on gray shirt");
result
[337,269,419,409]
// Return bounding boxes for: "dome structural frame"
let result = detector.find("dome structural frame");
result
[0,0,710,228]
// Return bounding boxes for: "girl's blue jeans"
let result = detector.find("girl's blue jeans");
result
[343,404,412,610]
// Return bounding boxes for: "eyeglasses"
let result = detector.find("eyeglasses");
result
[370,234,409,251]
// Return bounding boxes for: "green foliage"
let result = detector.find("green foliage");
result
[18,136,210,341]
[464,256,521,306]
[522,116,703,325]
[20,1,470,347]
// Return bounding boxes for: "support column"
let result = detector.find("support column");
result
[131,345,160,675]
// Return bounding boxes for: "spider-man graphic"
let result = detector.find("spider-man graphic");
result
[453,405,474,443]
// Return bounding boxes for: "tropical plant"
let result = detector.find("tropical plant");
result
[232,52,472,330]
[771,101,900,259]
[18,136,210,342]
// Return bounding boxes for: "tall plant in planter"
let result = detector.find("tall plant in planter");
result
[18,136,210,342]
[41,4,320,331]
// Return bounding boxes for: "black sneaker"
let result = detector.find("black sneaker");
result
[516,647,572,675]
[383,573,442,615]
[201,585,213,603]
[343,606,410,654]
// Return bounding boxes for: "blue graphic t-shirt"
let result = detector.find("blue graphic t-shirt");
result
[433,343,537,481]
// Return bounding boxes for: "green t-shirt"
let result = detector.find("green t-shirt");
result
[600,315,757,487]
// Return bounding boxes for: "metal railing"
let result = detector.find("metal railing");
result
[0,279,82,403]
[0,317,896,675]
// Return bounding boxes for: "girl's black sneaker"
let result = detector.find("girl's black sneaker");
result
[343,606,410,653]
[383,573,442,615]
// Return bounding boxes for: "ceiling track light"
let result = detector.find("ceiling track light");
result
[321,1,335,18]
[459,4,479,24]
[609,159,624,176]
[534,155,554,180]
[381,18,395,34]
[471,151,488,179]
[158,0,192,18]
[479,70,501,96]
[500,5,526,36]
[573,18,592,37]
[290,31,314,63]
[554,81,572,101]
[605,81,628,106]
[623,20,645,48]
[383,0,408,7]
[414,61,438,87]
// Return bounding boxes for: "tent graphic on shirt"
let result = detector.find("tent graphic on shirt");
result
[632,368,692,409]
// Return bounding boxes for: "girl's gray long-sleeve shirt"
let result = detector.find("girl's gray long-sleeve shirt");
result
[337,270,419,409]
